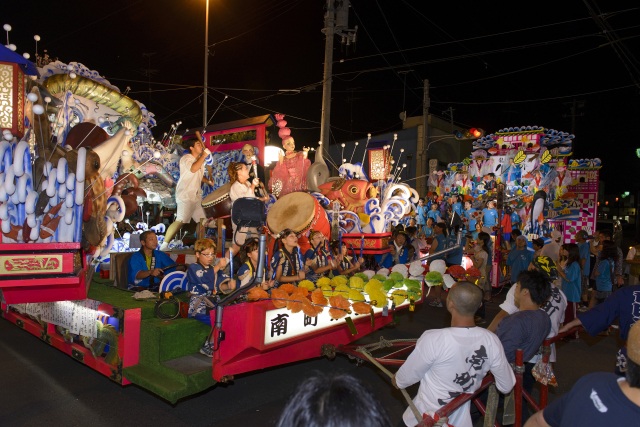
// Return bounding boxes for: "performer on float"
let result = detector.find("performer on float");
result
[227,162,269,256]
[268,114,311,198]
[271,228,305,287]
[237,238,274,290]
[391,231,413,265]
[331,241,364,277]
[161,134,212,250]
[127,230,178,290]
[303,230,335,282]
[241,144,267,197]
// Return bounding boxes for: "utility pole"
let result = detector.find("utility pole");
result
[563,99,584,135]
[320,0,355,146]
[320,0,336,146]
[141,52,158,105]
[444,106,455,132]
[418,79,430,196]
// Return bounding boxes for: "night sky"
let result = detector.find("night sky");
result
[4,0,640,194]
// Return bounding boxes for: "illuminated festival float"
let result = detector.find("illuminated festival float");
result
[438,126,601,286]
[0,48,427,403]
[0,31,601,405]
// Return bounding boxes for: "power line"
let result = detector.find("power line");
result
[336,6,639,65]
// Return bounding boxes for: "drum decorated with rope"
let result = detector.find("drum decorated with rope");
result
[202,182,232,229]
[267,192,330,253]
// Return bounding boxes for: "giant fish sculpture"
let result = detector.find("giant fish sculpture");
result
[318,178,377,213]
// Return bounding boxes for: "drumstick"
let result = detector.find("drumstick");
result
[296,246,305,274]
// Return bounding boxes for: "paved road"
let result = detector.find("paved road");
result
[0,285,619,427]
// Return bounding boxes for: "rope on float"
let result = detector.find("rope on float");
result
[355,339,428,426]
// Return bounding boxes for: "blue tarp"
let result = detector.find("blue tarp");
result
[0,44,38,76]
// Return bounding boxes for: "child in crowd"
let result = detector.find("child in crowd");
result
[187,238,235,357]
[482,200,498,231]
[532,237,545,258]
[415,198,427,231]
[589,240,616,309]
[451,195,464,218]
[423,217,434,240]
[464,200,477,233]
[471,221,483,241]
[426,202,442,224]
[557,243,581,339]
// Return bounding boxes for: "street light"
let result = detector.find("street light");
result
[425,134,455,155]
[203,0,209,129]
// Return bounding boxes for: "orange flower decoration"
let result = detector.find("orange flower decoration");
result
[328,295,351,319]
[279,283,297,294]
[271,288,289,308]
[311,288,328,307]
[352,301,373,315]
[247,287,269,301]
[286,288,308,313]
[301,298,324,317]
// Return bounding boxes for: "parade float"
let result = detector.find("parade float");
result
[431,125,601,286]
[0,41,430,403]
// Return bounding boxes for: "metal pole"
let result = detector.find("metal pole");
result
[203,0,209,129]
[320,0,335,146]
[422,79,430,195]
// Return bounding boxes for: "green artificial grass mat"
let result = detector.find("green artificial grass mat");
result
[123,363,215,404]
[88,281,157,319]
[88,277,216,402]
[140,317,211,363]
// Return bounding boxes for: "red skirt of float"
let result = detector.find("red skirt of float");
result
[0,243,87,304]
[209,294,419,381]
[341,232,392,255]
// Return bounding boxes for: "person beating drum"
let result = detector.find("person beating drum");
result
[227,162,269,257]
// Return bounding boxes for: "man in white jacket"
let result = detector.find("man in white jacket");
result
[393,282,515,427]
